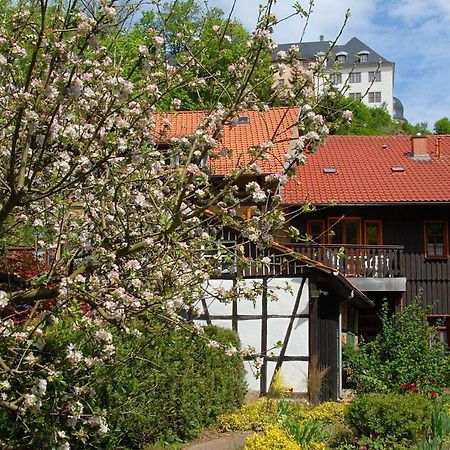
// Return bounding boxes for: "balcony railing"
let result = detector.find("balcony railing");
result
[287,244,405,278]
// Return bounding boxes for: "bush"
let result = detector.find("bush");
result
[217,398,278,432]
[346,393,433,444]
[344,299,450,395]
[0,316,246,449]
[101,322,246,447]
[244,424,301,450]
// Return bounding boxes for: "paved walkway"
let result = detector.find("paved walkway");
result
[183,431,252,450]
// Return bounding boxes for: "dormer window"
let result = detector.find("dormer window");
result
[336,52,347,63]
[358,51,369,63]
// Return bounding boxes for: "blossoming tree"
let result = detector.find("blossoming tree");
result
[0,0,349,447]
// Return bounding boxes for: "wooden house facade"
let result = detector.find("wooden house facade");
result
[282,135,450,346]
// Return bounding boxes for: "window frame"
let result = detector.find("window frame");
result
[327,217,362,245]
[424,220,449,259]
[348,92,362,101]
[368,91,382,103]
[369,71,381,82]
[364,220,383,245]
[348,72,362,83]
[307,219,326,244]
[331,73,342,85]
[358,52,369,63]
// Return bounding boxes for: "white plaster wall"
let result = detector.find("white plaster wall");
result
[203,279,234,316]
[267,361,309,392]
[200,277,310,393]
[336,64,394,116]
[266,278,309,315]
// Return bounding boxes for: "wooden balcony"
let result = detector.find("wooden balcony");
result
[287,244,405,278]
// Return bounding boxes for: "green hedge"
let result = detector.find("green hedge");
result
[345,393,432,444]
[101,323,246,447]
[0,317,246,449]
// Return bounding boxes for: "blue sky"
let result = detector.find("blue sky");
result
[208,0,450,129]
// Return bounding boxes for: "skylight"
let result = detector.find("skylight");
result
[391,166,405,172]
[237,116,250,125]
[323,167,337,173]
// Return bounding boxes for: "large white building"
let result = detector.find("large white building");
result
[275,37,405,120]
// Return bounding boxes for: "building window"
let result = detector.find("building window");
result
[368,91,382,103]
[348,72,361,83]
[337,54,347,63]
[278,78,285,87]
[348,92,362,100]
[358,53,368,63]
[331,73,342,84]
[307,220,325,244]
[424,221,448,258]
[365,221,383,245]
[369,71,381,82]
[328,217,361,244]
[428,316,450,349]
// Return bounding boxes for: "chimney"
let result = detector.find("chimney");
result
[410,134,429,159]
[435,137,442,157]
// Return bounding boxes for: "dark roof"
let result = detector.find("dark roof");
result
[393,97,406,121]
[275,37,393,66]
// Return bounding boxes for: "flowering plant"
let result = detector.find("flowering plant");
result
[0,0,347,446]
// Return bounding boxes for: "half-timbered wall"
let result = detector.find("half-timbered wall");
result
[200,276,310,394]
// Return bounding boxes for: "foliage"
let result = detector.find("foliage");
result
[0,315,246,448]
[321,96,431,136]
[268,368,290,399]
[0,0,345,447]
[343,299,450,394]
[434,117,450,135]
[101,323,246,446]
[307,353,329,404]
[217,398,277,432]
[346,393,433,444]
[118,0,273,110]
[415,399,450,450]
[244,424,301,450]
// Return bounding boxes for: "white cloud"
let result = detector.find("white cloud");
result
[208,0,450,127]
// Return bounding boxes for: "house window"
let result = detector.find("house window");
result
[337,54,347,63]
[307,220,325,244]
[348,92,362,100]
[428,316,450,349]
[328,217,361,244]
[424,221,448,258]
[369,71,381,82]
[331,73,342,84]
[368,91,381,103]
[365,221,383,245]
[348,72,361,83]
[278,78,285,87]
[358,53,368,63]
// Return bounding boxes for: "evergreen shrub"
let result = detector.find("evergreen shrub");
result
[101,323,246,447]
[346,393,432,444]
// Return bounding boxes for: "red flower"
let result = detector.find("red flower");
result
[429,390,439,398]
[409,384,418,392]
[400,383,409,391]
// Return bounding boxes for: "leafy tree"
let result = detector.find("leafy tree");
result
[116,0,272,110]
[343,298,450,395]
[434,117,450,134]
[322,97,430,136]
[0,0,341,447]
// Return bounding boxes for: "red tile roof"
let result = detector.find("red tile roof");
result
[153,107,300,175]
[283,135,450,204]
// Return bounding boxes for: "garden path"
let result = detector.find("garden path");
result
[183,431,252,450]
